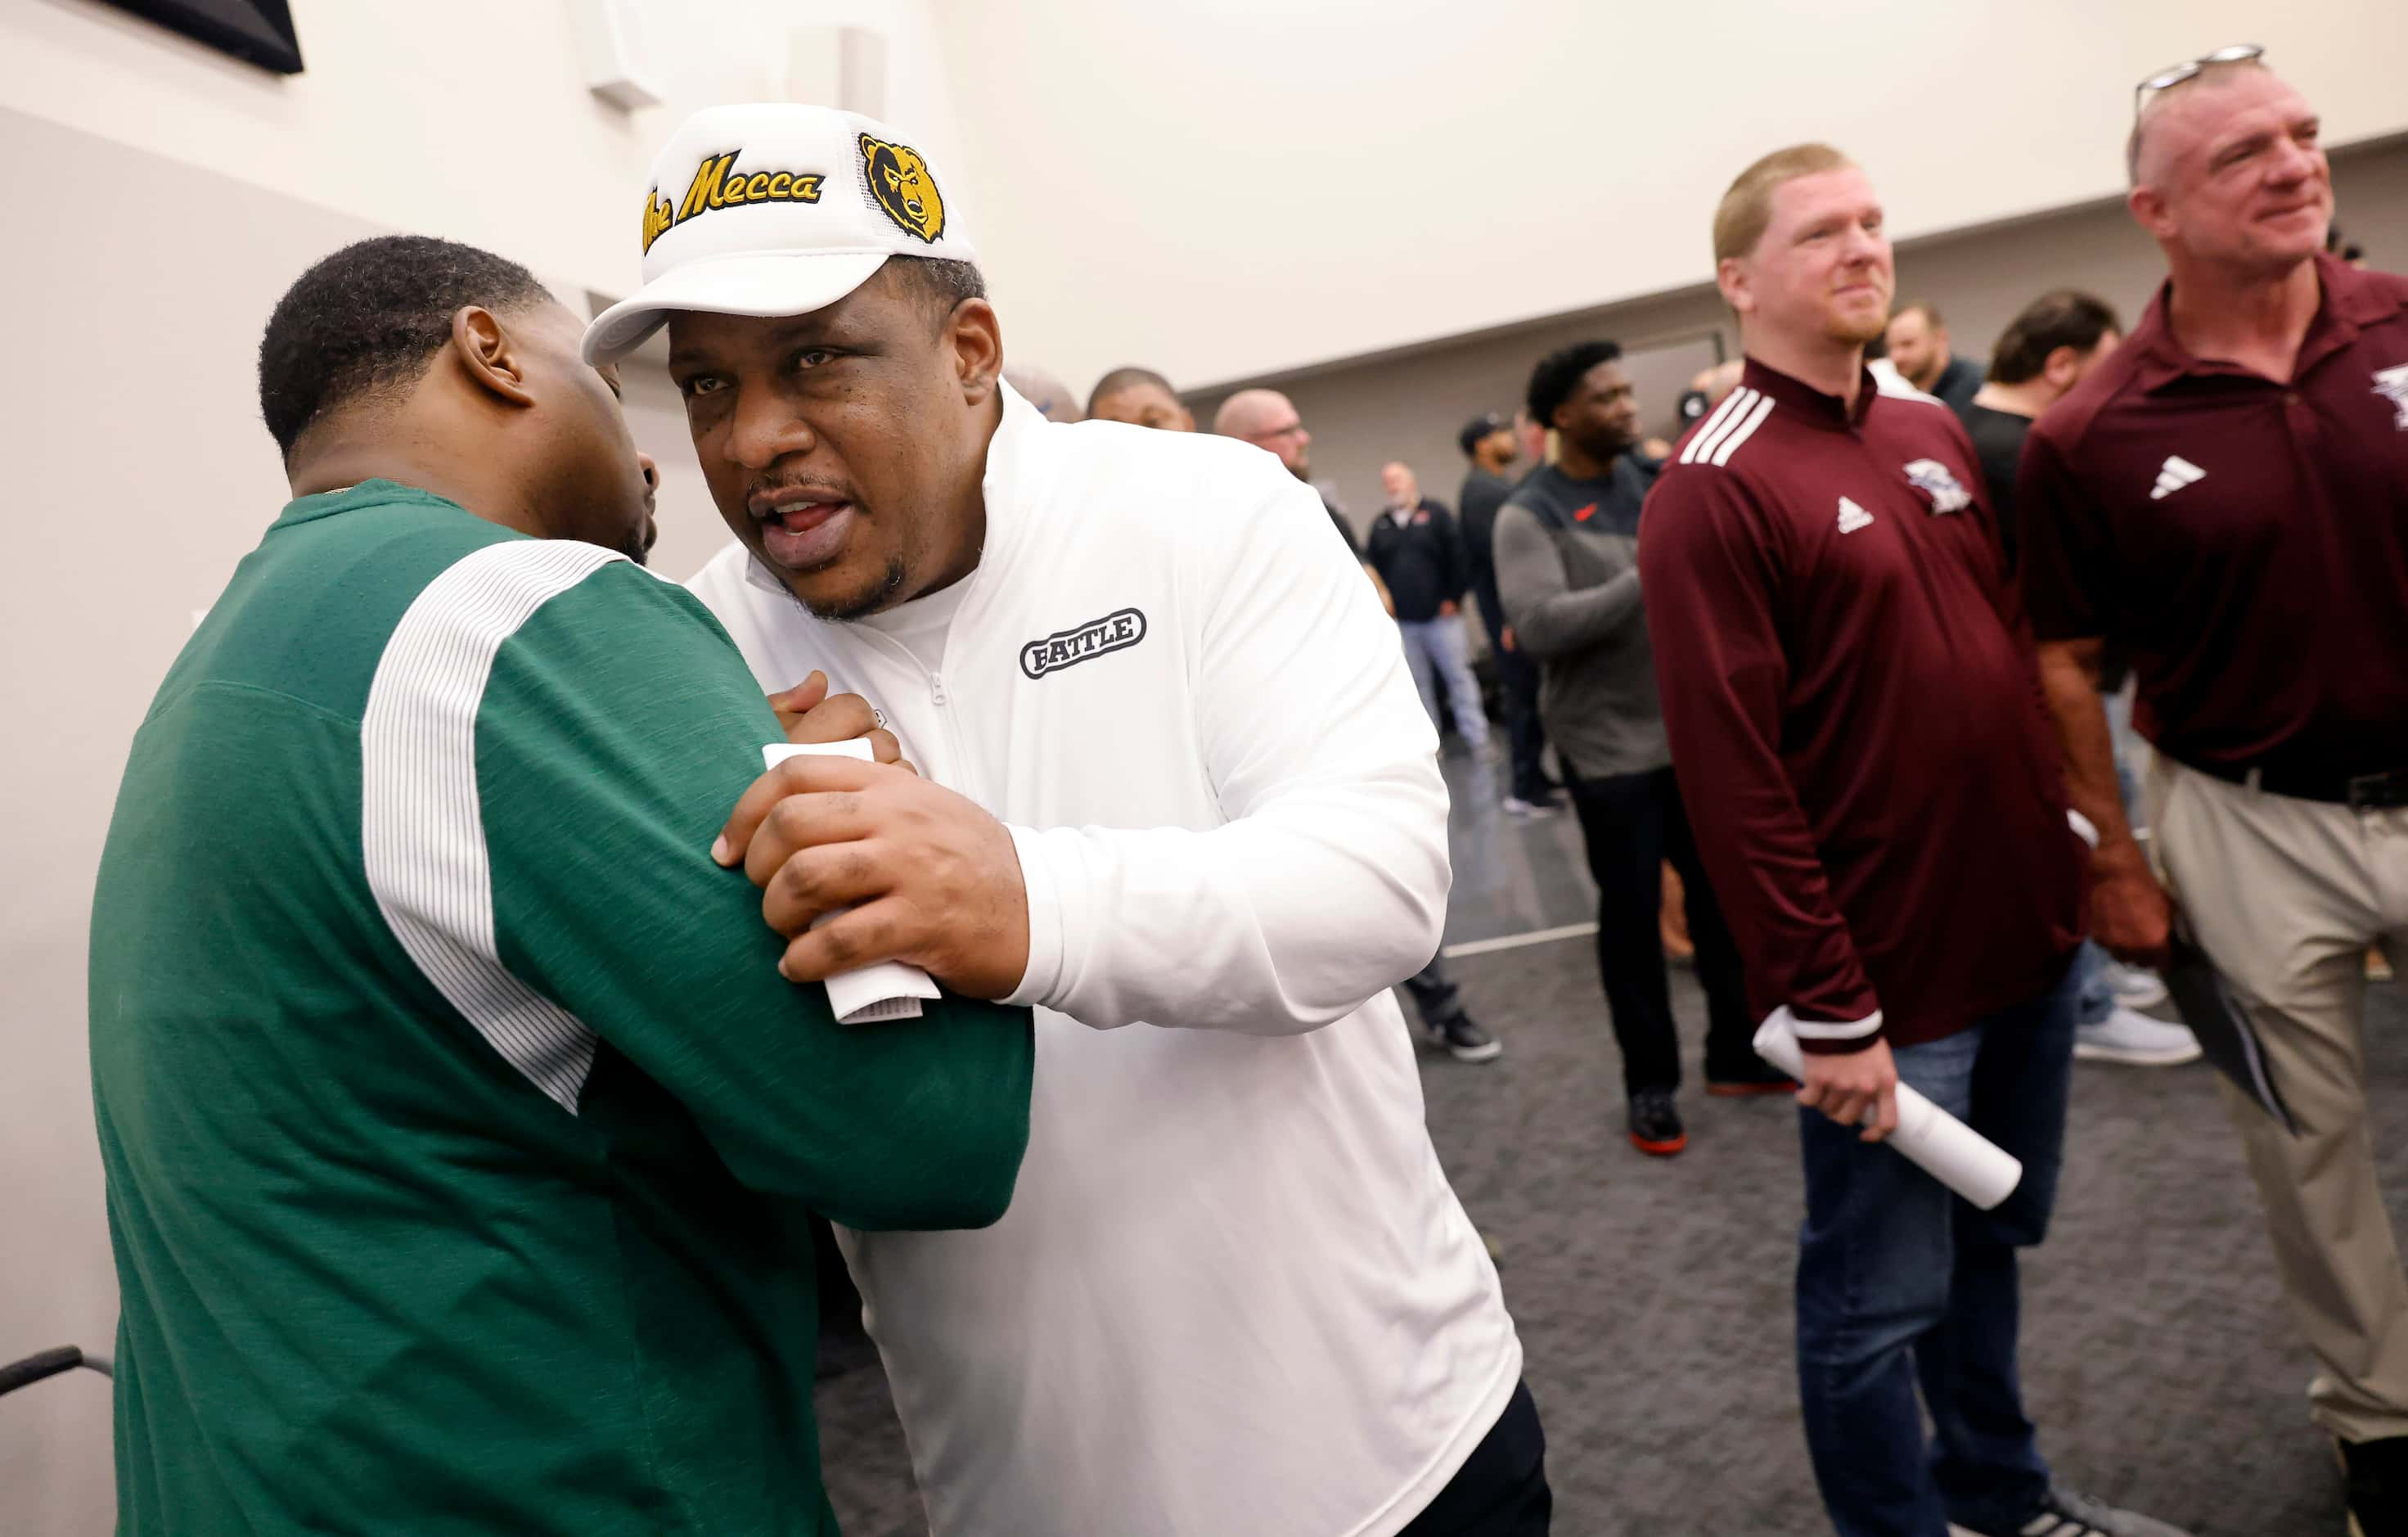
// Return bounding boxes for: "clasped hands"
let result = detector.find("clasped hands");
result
[718,672,1029,1000]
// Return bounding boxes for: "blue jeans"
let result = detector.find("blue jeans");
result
[1794,958,2079,1537]
[1398,616,1489,749]
[2073,940,2116,1027]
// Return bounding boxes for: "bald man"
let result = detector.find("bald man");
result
[1370,460,1488,756]
[2019,52,2408,1530]
[1214,388,1361,557]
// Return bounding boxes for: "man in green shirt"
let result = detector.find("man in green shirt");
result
[88,234,1034,1535]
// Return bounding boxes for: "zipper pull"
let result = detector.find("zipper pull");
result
[929,674,947,705]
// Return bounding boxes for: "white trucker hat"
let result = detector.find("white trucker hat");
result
[583,103,978,365]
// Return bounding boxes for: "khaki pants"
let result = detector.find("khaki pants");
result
[2149,755,2408,1440]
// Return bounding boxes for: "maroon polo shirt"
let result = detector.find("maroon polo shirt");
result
[1637,360,2086,1054]
[2019,254,2408,782]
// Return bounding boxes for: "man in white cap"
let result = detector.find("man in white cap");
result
[592,106,1543,1536]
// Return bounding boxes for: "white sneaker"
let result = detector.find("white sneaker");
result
[2075,1007,2203,1067]
[2104,960,2170,1010]
[1500,796,1558,818]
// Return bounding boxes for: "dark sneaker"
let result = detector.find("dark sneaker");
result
[2343,1435,2408,1537]
[1948,1485,2194,1537]
[1627,1089,1687,1156]
[1427,1012,1501,1064]
[1705,1059,1799,1098]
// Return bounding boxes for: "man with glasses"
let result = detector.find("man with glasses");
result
[1215,386,1365,552]
[2019,49,2408,1532]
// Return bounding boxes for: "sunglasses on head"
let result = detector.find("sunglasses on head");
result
[2135,43,2264,114]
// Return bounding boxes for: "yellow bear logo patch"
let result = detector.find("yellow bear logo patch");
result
[859,133,946,244]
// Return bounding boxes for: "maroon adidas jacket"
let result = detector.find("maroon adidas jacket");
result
[1636,360,2084,1055]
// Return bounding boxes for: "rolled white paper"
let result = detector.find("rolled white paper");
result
[760,741,943,1025]
[1754,1013,2023,1210]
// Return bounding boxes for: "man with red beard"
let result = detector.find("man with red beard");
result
[1639,144,2188,1537]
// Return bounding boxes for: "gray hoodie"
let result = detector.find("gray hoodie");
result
[1492,456,1668,778]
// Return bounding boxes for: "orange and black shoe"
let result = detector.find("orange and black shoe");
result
[1627,1089,1688,1156]
[1705,1060,1800,1098]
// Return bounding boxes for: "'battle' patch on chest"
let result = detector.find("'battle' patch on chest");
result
[1020,608,1148,679]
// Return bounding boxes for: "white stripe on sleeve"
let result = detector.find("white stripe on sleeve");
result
[1681,387,1757,464]
[1677,388,1748,464]
[362,539,624,1113]
[1708,392,1777,467]
[1789,1007,1886,1041]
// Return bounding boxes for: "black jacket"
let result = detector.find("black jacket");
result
[1456,468,1515,647]
[1364,498,1467,624]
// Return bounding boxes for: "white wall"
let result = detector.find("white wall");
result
[0,0,659,299]
[932,0,2408,393]
[0,0,961,312]
[628,0,961,200]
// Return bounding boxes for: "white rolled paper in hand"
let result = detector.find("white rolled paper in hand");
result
[760,741,943,1025]
[1754,1013,2023,1210]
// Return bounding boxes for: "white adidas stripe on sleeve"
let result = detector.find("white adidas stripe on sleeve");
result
[1678,388,1749,464]
[1682,387,1758,464]
[1708,393,1777,467]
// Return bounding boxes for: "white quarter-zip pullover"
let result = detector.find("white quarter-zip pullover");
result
[686,387,1521,1537]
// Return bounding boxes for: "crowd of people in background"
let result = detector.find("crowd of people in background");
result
[1044,239,2224,1155]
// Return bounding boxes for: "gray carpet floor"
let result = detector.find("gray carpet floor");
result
[817,944,2408,1537]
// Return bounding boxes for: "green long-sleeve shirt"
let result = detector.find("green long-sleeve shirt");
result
[88,481,1033,1535]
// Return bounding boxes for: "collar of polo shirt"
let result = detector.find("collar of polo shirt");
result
[2129,250,2407,392]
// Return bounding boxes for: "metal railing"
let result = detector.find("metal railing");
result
[0,1347,113,1397]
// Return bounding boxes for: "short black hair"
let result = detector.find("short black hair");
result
[884,255,988,326]
[1457,412,1506,458]
[1087,366,1176,416]
[1525,340,1623,428]
[257,234,553,460]
[1987,291,2122,385]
